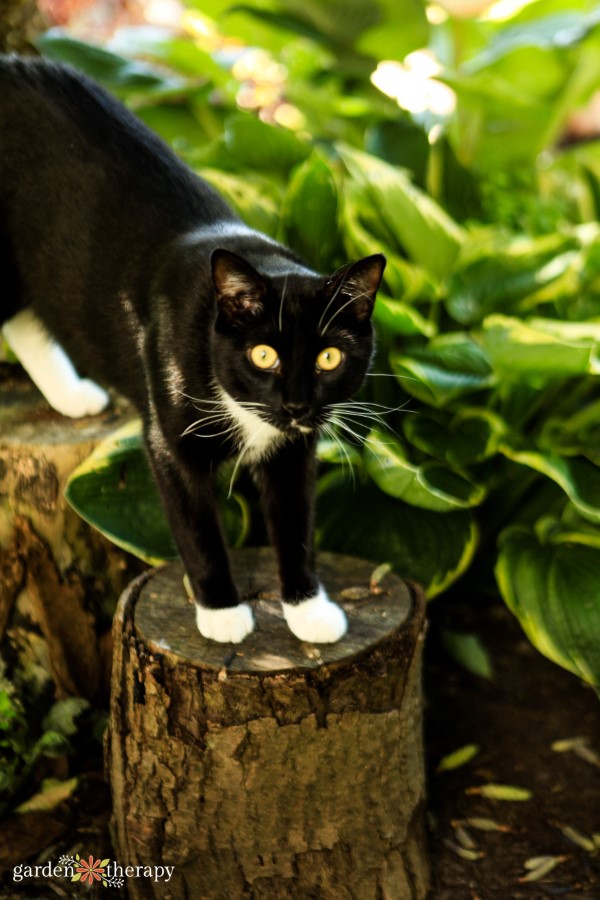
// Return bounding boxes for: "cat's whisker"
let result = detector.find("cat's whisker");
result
[317,274,346,334]
[320,421,356,488]
[365,372,420,384]
[329,416,393,449]
[320,292,364,336]
[278,273,288,332]
[227,421,271,497]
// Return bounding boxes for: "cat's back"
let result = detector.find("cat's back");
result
[0,55,233,228]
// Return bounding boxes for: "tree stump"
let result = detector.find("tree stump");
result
[108,549,429,900]
[0,368,137,700]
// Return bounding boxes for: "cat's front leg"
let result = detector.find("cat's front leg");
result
[145,421,254,643]
[253,441,347,644]
[2,310,110,418]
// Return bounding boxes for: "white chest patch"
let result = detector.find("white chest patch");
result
[218,387,287,463]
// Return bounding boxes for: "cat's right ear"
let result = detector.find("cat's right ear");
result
[212,249,266,321]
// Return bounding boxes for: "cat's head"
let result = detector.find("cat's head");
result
[211,249,385,435]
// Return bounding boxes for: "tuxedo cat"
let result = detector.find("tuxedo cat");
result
[0,56,385,643]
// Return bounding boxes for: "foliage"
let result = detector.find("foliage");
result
[35,1,600,687]
[0,664,90,815]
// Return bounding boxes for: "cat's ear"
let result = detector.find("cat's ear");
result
[212,249,266,320]
[326,254,386,322]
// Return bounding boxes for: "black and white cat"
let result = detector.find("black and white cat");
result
[0,56,385,644]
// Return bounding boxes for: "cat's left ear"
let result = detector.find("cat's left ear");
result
[327,254,386,322]
[212,249,266,320]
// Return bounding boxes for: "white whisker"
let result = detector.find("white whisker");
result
[317,273,347,333]
[278,273,288,332]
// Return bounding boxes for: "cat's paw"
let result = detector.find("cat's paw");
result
[54,379,110,418]
[195,603,255,643]
[282,588,347,644]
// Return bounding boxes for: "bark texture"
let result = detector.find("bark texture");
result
[108,550,429,899]
[0,370,138,701]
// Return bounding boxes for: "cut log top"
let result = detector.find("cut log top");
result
[133,548,414,674]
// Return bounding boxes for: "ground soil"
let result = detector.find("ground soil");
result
[0,561,598,899]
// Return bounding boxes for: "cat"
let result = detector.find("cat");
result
[0,56,385,644]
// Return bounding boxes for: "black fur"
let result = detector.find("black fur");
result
[0,56,385,616]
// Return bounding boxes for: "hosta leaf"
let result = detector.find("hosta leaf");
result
[374,294,436,339]
[281,151,341,271]
[341,184,441,303]
[365,431,487,511]
[337,144,464,279]
[541,398,600,463]
[37,31,183,94]
[223,114,310,173]
[198,168,281,237]
[446,230,580,325]
[482,315,600,383]
[500,447,600,523]
[496,524,600,686]
[391,334,495,408]
[404,408,507,466]
[317,472,478,597]
[65,420,249,563]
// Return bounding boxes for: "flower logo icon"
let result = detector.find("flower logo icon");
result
[72,856,109,885]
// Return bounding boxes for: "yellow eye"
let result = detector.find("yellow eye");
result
[316,347,343,372]
[249,344,279,370]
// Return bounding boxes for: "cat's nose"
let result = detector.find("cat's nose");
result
[282,401,310,421]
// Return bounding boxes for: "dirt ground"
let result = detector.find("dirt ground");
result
[425,591,600,900]
[0,575,598,898]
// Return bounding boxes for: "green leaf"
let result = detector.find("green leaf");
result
[390,334,495,408]
[365,431,487,511]
[337,144,464,279]
[437,744,480,773]
[281,150,341,270]
[404,408,508,466]
[198,168,281,237]
[42,698,89,739]
[442,630,494,680]
[496,524,600,686]
[223,114,311,172]
[541,398,600,463]
[500,447,600,524]
[317,472,478,598]
[15,777,79,813]
[65,420,178,563]
[34,731,71,758]
[65,420,250,562]
[446,230,581,325]
[483,315,600,383]
[373,294,436,339]
[467,783,532,801]
[37,30,181,94]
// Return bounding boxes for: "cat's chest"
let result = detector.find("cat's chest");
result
[218,389,287,463]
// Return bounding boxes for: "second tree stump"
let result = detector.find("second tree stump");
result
[108,549,429,899]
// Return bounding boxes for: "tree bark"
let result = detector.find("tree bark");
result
[108,549,430,899]
[0,369,138,701]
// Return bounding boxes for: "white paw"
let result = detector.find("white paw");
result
[53,379,110,418]
[282,587,347,644]
[195,603,255,643]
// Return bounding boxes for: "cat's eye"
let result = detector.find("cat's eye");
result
[249,344,279,370]
[316,347,343,372]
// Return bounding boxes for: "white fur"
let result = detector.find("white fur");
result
[2,309,109,418]
[196,603,255,643]
[217,386,286,463]
[282,586,348,643]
